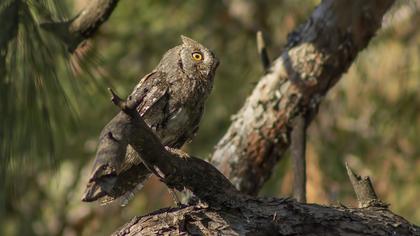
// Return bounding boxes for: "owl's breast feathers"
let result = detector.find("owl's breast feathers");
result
[137,68,210,147]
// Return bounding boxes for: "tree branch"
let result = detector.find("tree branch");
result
[41,0,120,52]
[87,88,241,206]
[113,196,419,235]
[210,0,396,195]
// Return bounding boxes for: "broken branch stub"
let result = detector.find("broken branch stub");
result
[256,30,271,73]
[345,162,388,208]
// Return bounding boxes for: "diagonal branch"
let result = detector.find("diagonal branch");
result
[89,88,241,206]
[210,0,396,195]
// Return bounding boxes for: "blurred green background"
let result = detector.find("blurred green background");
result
[0,0,419,235]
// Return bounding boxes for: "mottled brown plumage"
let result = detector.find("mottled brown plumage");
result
[82,36,219,205]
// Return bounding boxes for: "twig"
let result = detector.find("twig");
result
[256,30,271,73]
[108,88,126,108]
[345,163,388,208]
[291,114,307,203]
[107,87,139,118]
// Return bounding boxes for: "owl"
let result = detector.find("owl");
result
[82,36,219,205]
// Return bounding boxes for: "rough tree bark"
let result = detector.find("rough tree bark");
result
[210,0,397,195]
[114,198,418,236]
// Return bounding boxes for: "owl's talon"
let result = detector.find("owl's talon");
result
[168,188,182,207]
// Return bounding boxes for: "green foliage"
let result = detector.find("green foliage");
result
[0,0,108,220]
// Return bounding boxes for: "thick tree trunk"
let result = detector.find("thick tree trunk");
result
[210,0,396,195]
[114,198,419,236]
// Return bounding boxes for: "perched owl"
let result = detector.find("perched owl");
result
[82,36,219,205]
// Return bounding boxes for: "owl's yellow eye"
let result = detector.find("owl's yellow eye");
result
[192,52,203,61]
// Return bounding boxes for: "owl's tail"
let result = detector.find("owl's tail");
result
[82,177,115,202]
[82,163,152,206]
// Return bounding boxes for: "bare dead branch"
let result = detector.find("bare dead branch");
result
[41,0,120,52]
[345,163,388,208]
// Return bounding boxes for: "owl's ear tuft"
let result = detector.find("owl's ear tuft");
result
[181,35,199,46]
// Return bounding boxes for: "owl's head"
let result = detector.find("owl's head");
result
[179,35,219,80]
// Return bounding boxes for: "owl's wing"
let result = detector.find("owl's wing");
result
[119,70,170,171]
[82,71,170,204]
[133,71,168,115]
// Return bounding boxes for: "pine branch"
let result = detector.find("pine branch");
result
[41,0,120,52]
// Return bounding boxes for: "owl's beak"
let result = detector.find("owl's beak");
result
[208,58,219,78]
[207,58,219,78]
[213,58,220,70]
